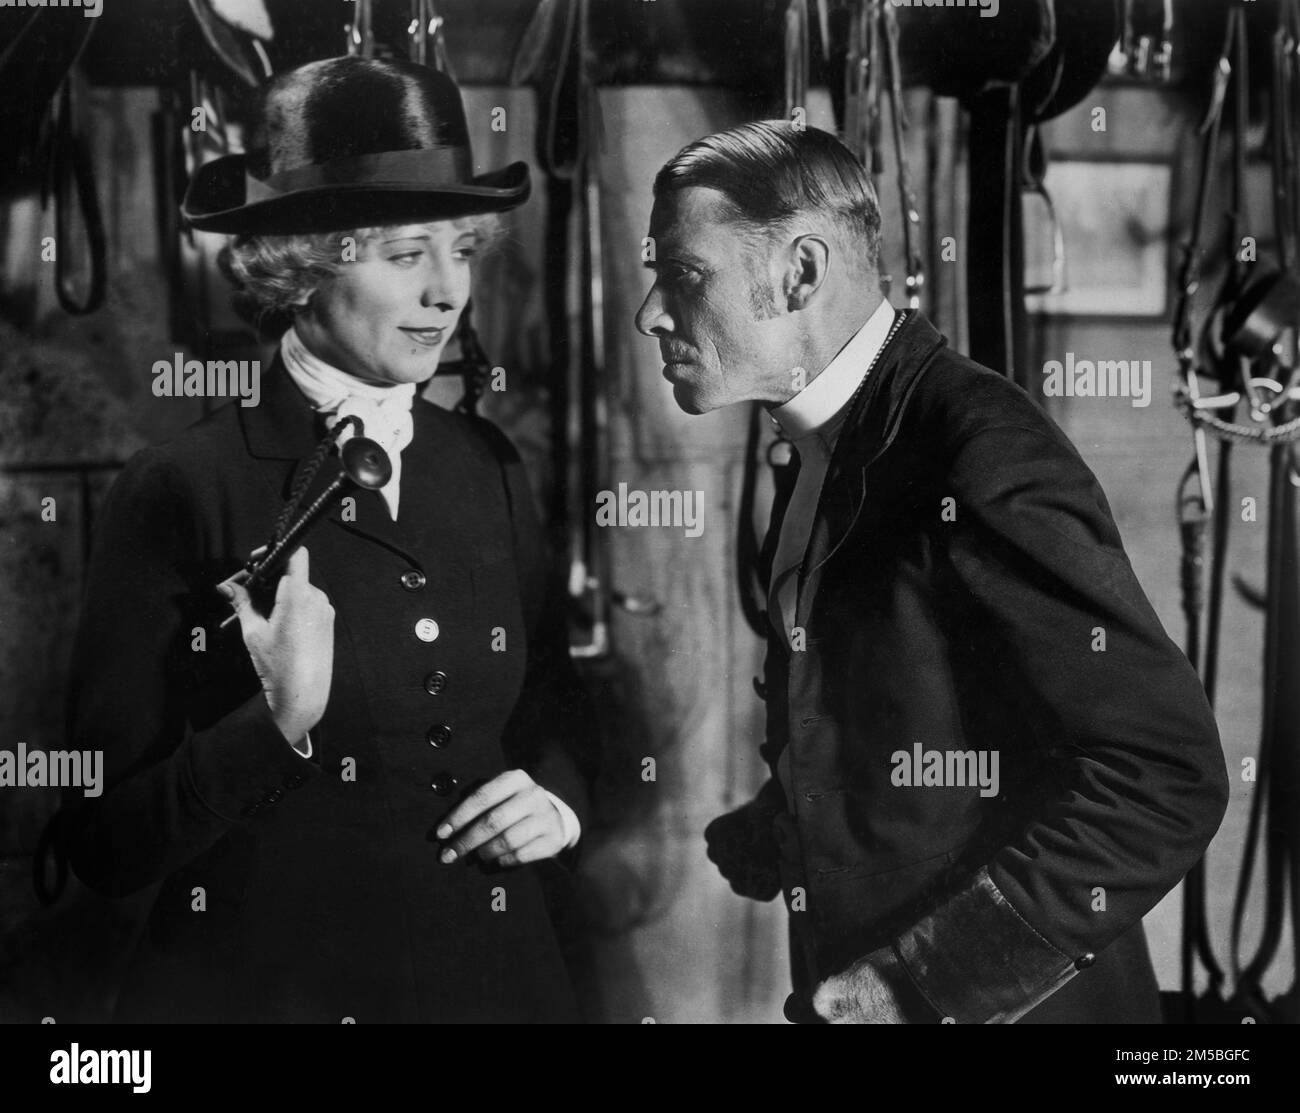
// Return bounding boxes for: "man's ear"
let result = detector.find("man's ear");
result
[784,234,832,311]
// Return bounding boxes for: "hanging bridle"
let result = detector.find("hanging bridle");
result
[1174,0,1300,1025]
[843,0,925,309]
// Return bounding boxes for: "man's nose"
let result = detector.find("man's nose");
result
[635,285,670,337]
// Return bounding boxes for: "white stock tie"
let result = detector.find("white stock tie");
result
[281,326,416,519]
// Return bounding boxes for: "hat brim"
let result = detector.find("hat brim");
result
[182,153,531,235]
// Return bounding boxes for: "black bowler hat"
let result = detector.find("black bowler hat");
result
[183,56,530,235]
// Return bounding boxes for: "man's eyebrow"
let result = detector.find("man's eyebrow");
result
[643,251,705,271]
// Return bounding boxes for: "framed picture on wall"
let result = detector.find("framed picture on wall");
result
[1024,154,1173,319]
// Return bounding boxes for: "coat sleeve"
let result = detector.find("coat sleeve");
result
[55,446,321,898]
[888,406,1228,1024]
[473,419,600,838]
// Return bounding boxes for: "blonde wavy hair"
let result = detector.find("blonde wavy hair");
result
[219,214,504,338]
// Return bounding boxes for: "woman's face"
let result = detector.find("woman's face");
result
[294,218,482,386]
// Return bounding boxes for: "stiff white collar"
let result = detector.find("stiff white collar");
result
[769,298,896,444]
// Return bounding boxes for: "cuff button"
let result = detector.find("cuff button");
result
[1074,953,1096,970]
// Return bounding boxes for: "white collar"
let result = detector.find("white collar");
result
[279,324,418,411]
[279,324,416,520]
[769,299,896,443]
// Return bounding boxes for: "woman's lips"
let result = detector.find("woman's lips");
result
[399,326,447,348]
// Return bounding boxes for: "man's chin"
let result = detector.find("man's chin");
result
[671,381,713,416]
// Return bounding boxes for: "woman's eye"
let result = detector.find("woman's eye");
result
[387,252,422,266]
[453,245,478,260]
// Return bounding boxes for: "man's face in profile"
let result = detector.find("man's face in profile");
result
[636,187,788,414]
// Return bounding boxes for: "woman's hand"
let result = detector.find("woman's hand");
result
[219,547,335,747]
[435,769,568,867]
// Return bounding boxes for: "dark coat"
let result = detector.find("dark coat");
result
[58,357,598,1023]
[754,310,1228,1023]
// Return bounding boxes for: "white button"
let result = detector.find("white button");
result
[415,618,440,643]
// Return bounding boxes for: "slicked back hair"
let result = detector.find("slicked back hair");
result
[653,122,883,279]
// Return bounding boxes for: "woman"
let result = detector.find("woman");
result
[57,56,597,1023]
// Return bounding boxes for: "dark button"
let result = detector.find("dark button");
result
[752,677,768,701]
[423,670,448,696]
[427,724,452,749]
[284,773,306,790]
[241,802,261,817]
[1075,953,1096,970]
[400,569,426,591]
[430,772,459,796]
[266,787,285,804]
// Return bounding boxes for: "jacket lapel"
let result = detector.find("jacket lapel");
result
[378,398,450,565]
[796,311,948,627]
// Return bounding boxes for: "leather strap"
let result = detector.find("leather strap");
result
[966,85,1026,387]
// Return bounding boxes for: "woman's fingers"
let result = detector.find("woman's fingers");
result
[218,570,263,637]
[472,814,553,863]
[435,768,532,841]
[494,834,555,868]
[437,774,566,864]
[439,789,536,861]
[274,546,311,604]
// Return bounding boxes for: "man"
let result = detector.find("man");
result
[635,121,1228,1024]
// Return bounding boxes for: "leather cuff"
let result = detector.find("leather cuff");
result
[894,866,1078,1024]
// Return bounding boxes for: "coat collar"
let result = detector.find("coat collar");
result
[240,350,323,462]
[787,311,948,634]
[826,308,948,492]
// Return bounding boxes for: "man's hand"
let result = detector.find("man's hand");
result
[812,946,912,1024]
[435,769,567,867]
[704,798,783,901]
[219,547,335,747]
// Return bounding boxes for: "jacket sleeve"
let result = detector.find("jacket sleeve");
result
[703,776,787,902]
[889,407,1228,1023]
[56,447,321,898]
[476,420,600,838]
